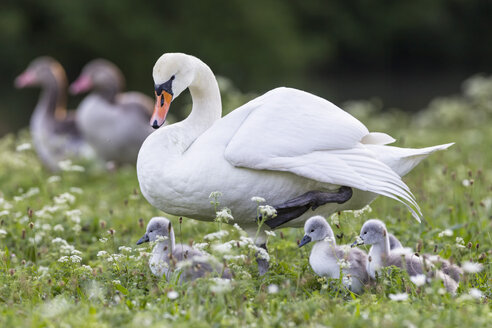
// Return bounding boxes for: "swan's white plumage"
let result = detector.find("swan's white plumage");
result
[138,53,453,232]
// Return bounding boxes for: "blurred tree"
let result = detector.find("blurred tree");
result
[0,0,491,134]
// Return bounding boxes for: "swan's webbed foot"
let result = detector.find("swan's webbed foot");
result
[256,243,269,276]
[261,187,353,229]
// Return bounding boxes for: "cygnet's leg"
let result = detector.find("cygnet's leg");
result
[244,226,270,276]
[256,243,269,276]
[262,187,353,229]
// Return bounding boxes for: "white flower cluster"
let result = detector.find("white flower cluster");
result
[54,193,76,205]
[337,258,351,269]
[410,274,427,287]
[215,208,234,223]
[16,143,32,152]
[204,230,229,241]
[14,187,40,202]
[251,196,265,203]
[455,237,466,248]
[259,205,277,218]
[389,293,408,301]
[58,160,85,172]
[438,229,453,238]
[209,278,232,293]
[342,275,352,288]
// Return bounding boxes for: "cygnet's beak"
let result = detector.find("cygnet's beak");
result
[136,233,150,245]
[69,75,92,95]
[351,236,364,248]
[298,235,312,248]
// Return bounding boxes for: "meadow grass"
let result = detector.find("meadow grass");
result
[0,77,490,327]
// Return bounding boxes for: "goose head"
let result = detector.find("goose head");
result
[352,219,387,247]
[298,216,334,247]
[136,216,173,245]
[69,59,124,97]
[151,53,197,129]
[15,57,67,89]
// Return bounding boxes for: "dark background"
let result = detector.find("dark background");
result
[1,0,491,135]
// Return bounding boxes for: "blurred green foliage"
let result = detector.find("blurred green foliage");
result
[1,0,492,133]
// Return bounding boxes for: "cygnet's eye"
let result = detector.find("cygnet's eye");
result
[364,231,367,235]
[310,229,315,233]
[171,75,175,80]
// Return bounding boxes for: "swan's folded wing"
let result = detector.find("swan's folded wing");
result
[224,88,422,220]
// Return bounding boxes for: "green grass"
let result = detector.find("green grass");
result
[0,76,491,327]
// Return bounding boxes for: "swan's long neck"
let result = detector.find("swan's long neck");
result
[31,72,66,129]
[156,60,222,153]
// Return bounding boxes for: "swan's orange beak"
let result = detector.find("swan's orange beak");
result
[151,90,172,129]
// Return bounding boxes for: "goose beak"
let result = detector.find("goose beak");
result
[298,235,312,248]
[14,71,36,88]
[151,90,172,129]
[136,233,150,245]
[69,75,92,95]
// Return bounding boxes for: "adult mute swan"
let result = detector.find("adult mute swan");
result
[15,57,94,171]
[137,53,452,274]
[70,59,155,165]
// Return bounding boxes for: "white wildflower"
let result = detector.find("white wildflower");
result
[14,187,40,201]
[118,246,132,253]
[16,143,32,152]
[38,266,49,277]
[69,187,83,194]
[60,244,75,254]
[265,230,276,237]
[259,205,277,218]
[352,205,372,217]
[193,242,209,251]
[391,247,414,256]
[469,288,483,299]
[58,256,69,263]
[0,229,7,238]
[216,208,234,223]
[47,176,61,183]
[66,209,82,223]
[267,284,279,294]
[337,258,351,269]
[232,223,245,233]
[212,242,233,253]
[209,278,232,293]
[0,210,9,217]
[155,235,168,242]
[41,224,51,231]
[112,280,121,285]
[462,179,471,187]
[342,275,353,288]
[209,191,222,199]
[438,229,453,237]
[52,237,68,245]
[58,160,85,172]
[330,213,339,226]
[410,274,427,287]
[389,293,408,301]
[81,265,92,273]
[223,254,247,261]
[71,249,82,255]
[338,245,352,255]
[462,261,483,273]
[455,237,466,248]
[249,244,270,261]
[70,255,82,263]
[167,290,179,300]
[204,230,229,241]
[53,224,64,232]
[54,193,76,205]
[99,237,108,243]
[72,224,81,233]
[251,196,266,203]
[97,251,108,257]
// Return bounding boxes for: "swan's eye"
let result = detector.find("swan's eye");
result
[364,231,367,235]
[310,229,314,233]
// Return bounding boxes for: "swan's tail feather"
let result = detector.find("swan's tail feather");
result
[366,142,454,177]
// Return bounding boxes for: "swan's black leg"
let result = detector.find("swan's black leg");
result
[261,187,353,229]
[256,243,269,276]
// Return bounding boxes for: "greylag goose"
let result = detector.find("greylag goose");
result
[353,219,458,293]
[15,57,94,171]
[137,52,453,274]
[299,216,369,293]
[136,216,231,281]
[70,59,154,165]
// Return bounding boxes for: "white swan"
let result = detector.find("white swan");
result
[137,53,452,272]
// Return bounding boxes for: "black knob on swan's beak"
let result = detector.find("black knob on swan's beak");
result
[152,120,160,129]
